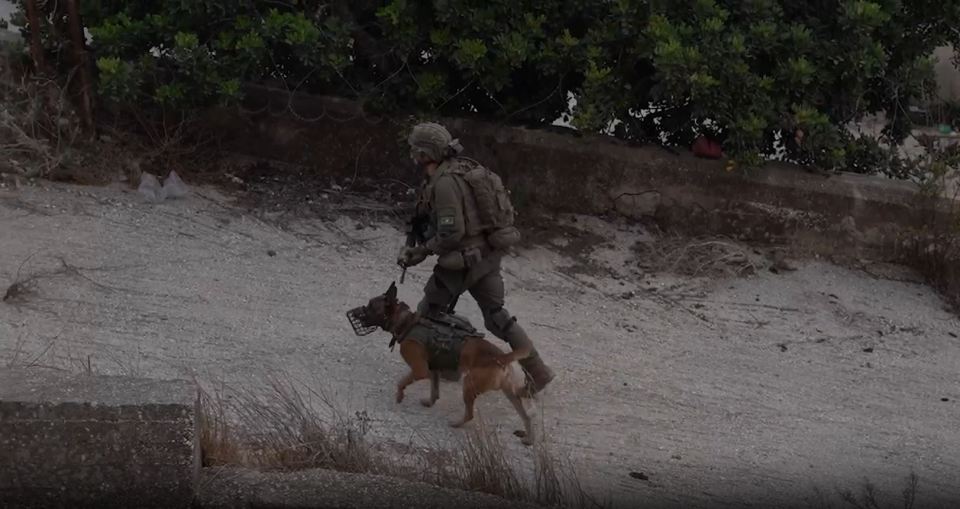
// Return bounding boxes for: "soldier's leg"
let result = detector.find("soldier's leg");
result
[468,267,554,397]
[416,267,465,382]
[416,267,461,315]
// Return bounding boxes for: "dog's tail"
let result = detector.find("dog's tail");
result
[474,349,530,370]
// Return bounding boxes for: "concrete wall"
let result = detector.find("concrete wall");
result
[207,85,945,243]
[0,368,200,508]
[0,367,559,508]
[202,84,960,306]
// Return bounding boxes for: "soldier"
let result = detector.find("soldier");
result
[398,122,555,397]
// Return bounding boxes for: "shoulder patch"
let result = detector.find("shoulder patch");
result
[436,206,458,232]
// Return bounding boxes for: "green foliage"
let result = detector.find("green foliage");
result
[77,0,353,109]
[12,0,960,176]
[643,0,960,170]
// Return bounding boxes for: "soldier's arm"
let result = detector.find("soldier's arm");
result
[425,175,465,254]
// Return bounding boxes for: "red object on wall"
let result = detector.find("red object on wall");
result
[692,136,723,159]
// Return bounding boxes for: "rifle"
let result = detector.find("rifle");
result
[398,209,432,285]
[405,211,432,247]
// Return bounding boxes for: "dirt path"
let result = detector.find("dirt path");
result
[2,183,959,508]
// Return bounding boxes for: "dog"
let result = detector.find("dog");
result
[347,282,535,445]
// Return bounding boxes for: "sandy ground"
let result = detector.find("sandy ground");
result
[2,182,960,508]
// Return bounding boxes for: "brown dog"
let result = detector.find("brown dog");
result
[347,282,535,445]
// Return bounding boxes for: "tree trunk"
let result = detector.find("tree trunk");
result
[64,0,96,136]
[24,0,46,73]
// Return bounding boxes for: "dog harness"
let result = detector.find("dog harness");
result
[392,313,482,371]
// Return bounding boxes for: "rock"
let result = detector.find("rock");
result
[138,172,165,203]
[162,170,189,199]
[769,250,798,272]
[629,472,650,481]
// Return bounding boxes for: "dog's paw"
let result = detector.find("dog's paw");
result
[513,430,527,438]
[420,398,436,408]
[521,436,534,446]
[448,419,465,429]
[395,390,405,404]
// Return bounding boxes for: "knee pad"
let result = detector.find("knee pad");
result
[483,307,516,337]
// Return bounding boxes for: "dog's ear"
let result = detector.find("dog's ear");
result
[386,281,397,301]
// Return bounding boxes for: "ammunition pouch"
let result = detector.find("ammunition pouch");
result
[437,251,466,270]
[486,226,521,250]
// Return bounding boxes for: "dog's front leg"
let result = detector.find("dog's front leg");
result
[397,341,431,404]
[396,371,417,404]
[421,371,440,407]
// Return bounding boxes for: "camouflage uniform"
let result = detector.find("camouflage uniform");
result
[400,122,554,396]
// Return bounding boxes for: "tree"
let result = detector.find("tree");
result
[12,0,960,175]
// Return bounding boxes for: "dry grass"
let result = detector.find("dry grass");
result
[0,46,214,188]
[446,420,529,500]
[633,234,764,279]
[198,373,606,508]
[0,47,82,180]
[3,252,114,305]
[808,473,919,509]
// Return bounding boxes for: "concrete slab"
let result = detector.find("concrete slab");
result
[0,367,200,508]
[196,466,547,509]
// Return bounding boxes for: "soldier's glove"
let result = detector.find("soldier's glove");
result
[398,245,429,268]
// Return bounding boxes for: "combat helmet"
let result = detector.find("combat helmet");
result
[408,122,464,162]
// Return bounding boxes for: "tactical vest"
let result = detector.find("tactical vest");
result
[401,313,482,371]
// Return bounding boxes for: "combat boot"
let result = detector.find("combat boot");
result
[518,353,554,397]
[494,317,554,397]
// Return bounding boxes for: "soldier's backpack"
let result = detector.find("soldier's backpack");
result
[447,157,521,249]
